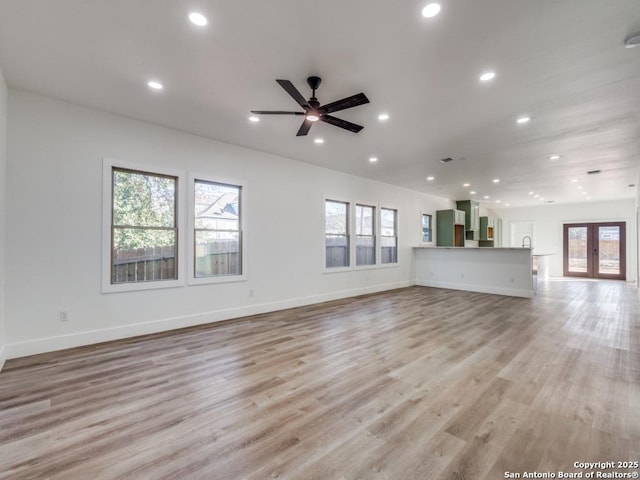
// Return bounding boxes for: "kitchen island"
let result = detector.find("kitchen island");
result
[414,246,533,298]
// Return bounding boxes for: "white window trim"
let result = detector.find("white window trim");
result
[354,201,377,270]
[323,197,351,272]
[322,196,400,272]
[421,211,434,245]
[187,172,247,285]
[101,157,186,293]
[380,206,399,265]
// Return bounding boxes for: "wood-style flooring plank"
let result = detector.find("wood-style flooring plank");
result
[1,280,638,479]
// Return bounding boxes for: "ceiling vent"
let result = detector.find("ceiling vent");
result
[439,157,454,164]
[587,169,601,175]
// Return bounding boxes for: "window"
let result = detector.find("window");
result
[355,204,375,266]
[110,167,178,285]
[193,180,242,278]
[381,208,398,264]
[325,200,349,268]
[422,213,432,243]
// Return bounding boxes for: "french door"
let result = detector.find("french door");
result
[563,222,626,279]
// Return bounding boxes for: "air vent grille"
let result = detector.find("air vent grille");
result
[439,157,454,164]
[587,169,601,175]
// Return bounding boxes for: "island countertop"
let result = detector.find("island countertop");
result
[413,246,531,251]
[413,246,533,298]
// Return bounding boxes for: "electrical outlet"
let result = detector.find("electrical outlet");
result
[59,311,69,322]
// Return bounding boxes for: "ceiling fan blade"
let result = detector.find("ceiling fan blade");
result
[319,93,369,114]
[250,110,305,115]
[296,119,313,136]
[320,115,364,133]
[276,79,311,109]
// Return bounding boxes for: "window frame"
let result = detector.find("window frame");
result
[354,203,377,268]
[324,198,351,271]
[380,207,399,265]
[187,173,247,285]
[421,212,433,244]
[102,158,185,293]
[322,196,399,272]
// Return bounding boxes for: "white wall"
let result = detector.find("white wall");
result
[4,90,452,359]
[0,68,7,369]
[493,200,637,280]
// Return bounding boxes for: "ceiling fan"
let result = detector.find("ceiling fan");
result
[251,76,370,136]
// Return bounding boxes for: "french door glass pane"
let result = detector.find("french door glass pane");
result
[598,226,620,275]
[567,226,587,273]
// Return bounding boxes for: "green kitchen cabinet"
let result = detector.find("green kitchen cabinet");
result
[436,209,466,247]
[456,200,480,240]
[479,216,495,240]
[479,216,495,246]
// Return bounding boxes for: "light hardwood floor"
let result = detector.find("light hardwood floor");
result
[1,281,639,479]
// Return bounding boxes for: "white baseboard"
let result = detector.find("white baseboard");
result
[5,280,412,360]
[0,345,6,373]
[415,279,533,298]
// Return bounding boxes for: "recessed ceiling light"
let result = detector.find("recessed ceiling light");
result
[516,116,531,124]
[586,196,592,200]
[470,191,477,195]
[534,194,540,198]
[422,3,441,18]
[147,81,163,90]
[496,200,501,203]
[463,183,470,187]
[582,191,588,195]
[314,138,324,144]
[427,176,435,181]
[483,195,490,199]
[248,116,260,122]
[549,154,561,160]
[479,71,496,82]
[540,197,545,200]
[369,157,378,163]
[505,203,511,206]
[577,185,583,190]
[492,178,500,183]
[571,179,578,183]
[378,113,390,121]
[188,12,208,26]
[528,191,534,195]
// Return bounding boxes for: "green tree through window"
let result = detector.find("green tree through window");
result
[111,168,178,283]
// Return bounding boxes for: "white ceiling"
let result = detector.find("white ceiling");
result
[1,0,639,208]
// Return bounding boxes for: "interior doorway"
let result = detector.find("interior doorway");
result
[563,222,626,280]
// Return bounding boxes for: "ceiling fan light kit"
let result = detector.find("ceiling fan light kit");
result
[251,76,370,136]
[624,32,640,48]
